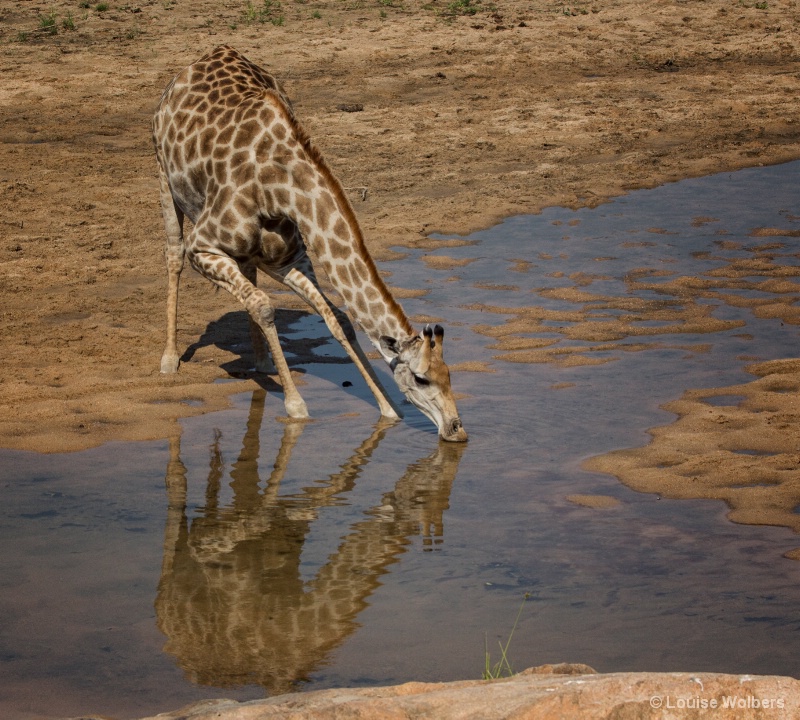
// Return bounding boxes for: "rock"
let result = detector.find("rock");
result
[128,666,800,720]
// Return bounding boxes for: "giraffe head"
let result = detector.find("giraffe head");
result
[380,325,468,443]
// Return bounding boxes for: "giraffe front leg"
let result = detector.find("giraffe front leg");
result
[283,267,402,420]
[252,302,309,419]
[192,251,309,419]
[241,262,275,374]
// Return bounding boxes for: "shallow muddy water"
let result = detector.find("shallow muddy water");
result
[2,162,800,719]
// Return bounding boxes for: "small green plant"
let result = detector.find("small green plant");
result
[754,1,768,7]
[241,0,285,25]
[39,11,58,34]
[95,2,109,11]
[445,0,480,14]
[62,11,76,30]
[242,0,258,21]
[311,9,321,17]
[16,31,30,42]
[483,594,530,680]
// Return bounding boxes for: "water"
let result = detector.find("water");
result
[2,161,800,719]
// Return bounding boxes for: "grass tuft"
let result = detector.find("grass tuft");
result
[241,0,285,26]
[483,593,530,680]
[445,0,481,15]
[39,11,58,35]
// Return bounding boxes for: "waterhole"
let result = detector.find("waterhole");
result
[2,161,800,719]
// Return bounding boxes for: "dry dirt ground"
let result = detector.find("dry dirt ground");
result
[1,0,799,457]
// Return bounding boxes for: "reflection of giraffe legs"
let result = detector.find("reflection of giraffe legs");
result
[229,387,267,509]
[156,393,464,694]
[279,417,396,513]
[161,429,188,587]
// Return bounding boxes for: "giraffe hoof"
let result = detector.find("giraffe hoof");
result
[160,354,180,374]
[379,406,402,421]
[285,397,310,419]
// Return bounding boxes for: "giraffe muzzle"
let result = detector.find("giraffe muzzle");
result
[441,417,468,443]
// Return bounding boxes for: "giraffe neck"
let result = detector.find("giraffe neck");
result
[280,131,415,351]
[308,208,414,350]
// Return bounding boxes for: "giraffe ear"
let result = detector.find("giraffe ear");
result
[379,335,400,358]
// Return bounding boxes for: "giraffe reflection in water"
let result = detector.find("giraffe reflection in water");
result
[156,388,464,695]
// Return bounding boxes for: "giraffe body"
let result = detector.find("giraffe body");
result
[153,46,467,442]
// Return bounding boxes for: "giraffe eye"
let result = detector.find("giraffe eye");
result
[413,374,430,387]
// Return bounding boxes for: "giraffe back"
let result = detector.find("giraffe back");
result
[152,46,305,260]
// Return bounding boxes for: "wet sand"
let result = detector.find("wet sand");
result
[585,356,800,552]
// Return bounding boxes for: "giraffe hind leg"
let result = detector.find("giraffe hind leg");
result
[282,266,402,420]
[191,249,309,419]
[158,167,185,374]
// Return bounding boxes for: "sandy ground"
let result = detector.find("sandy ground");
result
[1,0,799,458]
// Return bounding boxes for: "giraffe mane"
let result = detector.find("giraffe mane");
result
[276,99,415,339]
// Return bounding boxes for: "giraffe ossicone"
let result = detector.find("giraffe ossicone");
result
[152,46,467,442]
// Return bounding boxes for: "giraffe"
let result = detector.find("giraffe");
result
[152,46,468,442]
